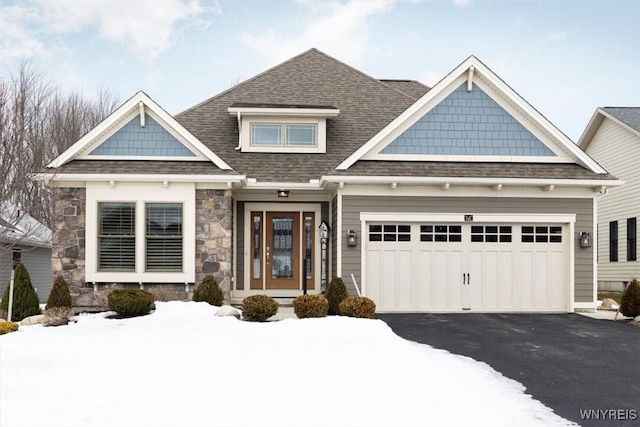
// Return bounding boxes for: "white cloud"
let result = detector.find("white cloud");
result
[453,0,472,8]
[241,0,395,67]
[42,0,220,59]
[1,1,220,61]
[0,5,46,59]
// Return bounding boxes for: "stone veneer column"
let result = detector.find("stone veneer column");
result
[52,187,88,304]
[195,190,233,301]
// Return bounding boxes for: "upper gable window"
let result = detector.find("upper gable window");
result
[229,104,339,154]
[251,123,317,147]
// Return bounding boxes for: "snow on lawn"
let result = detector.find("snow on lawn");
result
[0,302,575,427]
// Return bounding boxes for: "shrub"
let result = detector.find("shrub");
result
[192,275,224,306]
[339,296,376,319]
[293,294,328,318]
[242,295,279,322]
[46,276,72,309]
[620,278,640,318]
[326,277,348,315]
[44,307,73,327]
[108,289,156,318]
[0,263,41,321]
[0,321,19,335]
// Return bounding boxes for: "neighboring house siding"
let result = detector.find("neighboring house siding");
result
[0,247,52,303]
[341,196,594,302]
[586,119,640,288]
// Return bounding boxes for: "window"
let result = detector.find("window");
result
[628,218,637,261]
[369,224,411,242]
[98,203,136,271]
[420,225,461,242]
[521,226,562,243]
[146,203,183,272]
[610,221,618,262]
[251,123,317,147]
[471,225,512,243]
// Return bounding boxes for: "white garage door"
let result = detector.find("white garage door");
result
[365,222,569,312]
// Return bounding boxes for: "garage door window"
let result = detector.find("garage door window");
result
[471,225,512,242]
[369,224,411,242]
[420,225,461,242]
[522,226,562,243]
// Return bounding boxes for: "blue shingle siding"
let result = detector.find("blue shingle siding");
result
[89,115,196,157]
[381,83,555,156]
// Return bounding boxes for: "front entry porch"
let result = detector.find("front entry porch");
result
[233,203,324,299]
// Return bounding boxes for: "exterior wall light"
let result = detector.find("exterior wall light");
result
[579,231,592,248]
[277,190,289,198]
[347,229,357,246]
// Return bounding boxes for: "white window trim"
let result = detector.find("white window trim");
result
[239,116,327,153]
[86,181,195,283]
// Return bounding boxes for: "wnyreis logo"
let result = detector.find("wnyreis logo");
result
[580,409,637,421]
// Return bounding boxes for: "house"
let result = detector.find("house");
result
[39,49,622,312]
[578,107,639,291]
[0,202,53,302]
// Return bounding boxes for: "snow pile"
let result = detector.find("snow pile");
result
[0,301,575,427]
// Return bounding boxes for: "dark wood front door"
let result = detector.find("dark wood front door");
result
[265,212,300,289]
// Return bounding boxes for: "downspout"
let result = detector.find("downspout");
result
[234,111,242,151]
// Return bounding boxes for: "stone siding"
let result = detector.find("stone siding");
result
[52,187,89,304]
[195,189,233,301]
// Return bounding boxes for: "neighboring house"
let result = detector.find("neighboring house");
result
[39,49,621,312]
[0,202,53,302]
[578,107,640,291]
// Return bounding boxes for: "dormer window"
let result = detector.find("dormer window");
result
[251,123,317,147]
[229,103,339,153]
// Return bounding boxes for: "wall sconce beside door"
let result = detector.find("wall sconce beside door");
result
[579,231,592,248]
[347,230,357,246]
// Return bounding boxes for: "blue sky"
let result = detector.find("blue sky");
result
[1,0,638,142]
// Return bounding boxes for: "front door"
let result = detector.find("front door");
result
[266,212,300,289]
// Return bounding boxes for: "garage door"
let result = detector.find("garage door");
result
[365,222,569,312]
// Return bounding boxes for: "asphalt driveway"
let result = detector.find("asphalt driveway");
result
[377,313,640,426]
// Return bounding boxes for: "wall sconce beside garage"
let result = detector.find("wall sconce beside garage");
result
[347,229,358,246]
[579,231,592,248]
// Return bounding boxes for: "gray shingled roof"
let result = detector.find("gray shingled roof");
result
[379,80,430,100]
[176,48,421,182]
[54,160,240,176]
[327,161,616,180]
[603,107,640,132]
[50,49,611,183]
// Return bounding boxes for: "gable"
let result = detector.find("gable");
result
[48,91,232,170]
[339,56,607,174]
[87,115,197,158]
[380,83,555,157]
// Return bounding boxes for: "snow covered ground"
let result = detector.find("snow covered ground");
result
[0,301,575,427]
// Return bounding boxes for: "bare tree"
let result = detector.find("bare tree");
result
[0,60,118,261]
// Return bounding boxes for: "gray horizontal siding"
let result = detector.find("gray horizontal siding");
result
[0,247,52,303]
[341,196,594,303]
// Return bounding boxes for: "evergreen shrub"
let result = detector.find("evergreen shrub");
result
[242,295,278,322]
[0,263,41,321]
[325,277,348,315]
[339,296,376,319]
[108,289,155,317]
[620,278,640,318]
[192,275,224,306]
[292,294,328,318]
[46,276,72,309]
